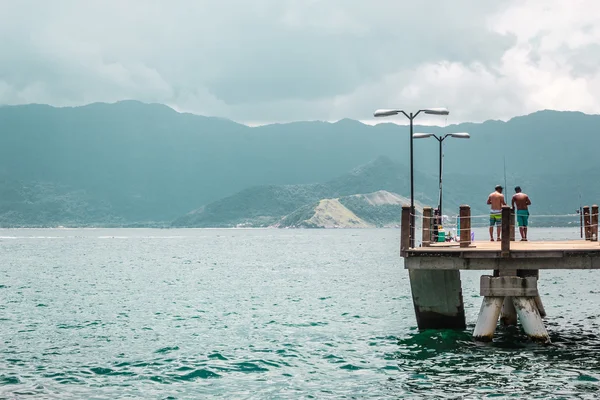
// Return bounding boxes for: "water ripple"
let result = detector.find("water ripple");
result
[1,228,599,398]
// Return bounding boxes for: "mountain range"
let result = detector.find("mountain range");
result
[172,157,432,228]
[0,101,597,227]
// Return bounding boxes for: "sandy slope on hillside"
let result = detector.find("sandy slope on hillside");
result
[304,199,373,228]
[348,190,425,211]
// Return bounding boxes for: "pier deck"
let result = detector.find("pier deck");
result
[405,240,600,270]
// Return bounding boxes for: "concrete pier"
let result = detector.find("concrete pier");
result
[401,204,600,342]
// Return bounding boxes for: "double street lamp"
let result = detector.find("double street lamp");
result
[373,108,450,248]
[413,132,470,217]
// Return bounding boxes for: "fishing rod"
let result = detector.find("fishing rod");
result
[503,156,507,202]
[578,189,583,238]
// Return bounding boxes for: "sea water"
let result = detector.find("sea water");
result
[1,228,599,399]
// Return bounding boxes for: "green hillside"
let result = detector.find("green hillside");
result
[0,101,597,227]
[172,157,438,227]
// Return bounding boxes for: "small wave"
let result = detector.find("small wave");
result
[281,322,328,327]
[174,369,221,380]
[0,375,21,385]
[57,324,84,330]
[324,354,345,364]
[155,346,180,354]
[208,352,228,361]
[89,367,135,377]
[90,367,113,375]
[340,364,363,371]
[577,374,599,382]
[233,362,269,373]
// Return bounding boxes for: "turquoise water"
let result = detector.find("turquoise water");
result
[1,228,599,399]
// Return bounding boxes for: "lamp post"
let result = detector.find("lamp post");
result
[413,132,470,216]
[373,108,450,248]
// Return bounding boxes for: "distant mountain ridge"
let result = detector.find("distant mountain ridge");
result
[172,157,437,228]
[0,101,598,227]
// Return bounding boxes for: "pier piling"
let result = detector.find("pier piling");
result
[459,205,471,248]
[500,296,518,326]
[401,205,410,257]
[473,296,504,341]
[510,209,516,242]
[475,275,550,343]
[501,206,511,257]
[408,270,466,330]
[583,206,591,240]
[512,297,549,343]
[592,205,598,241]
[422,207,432,247]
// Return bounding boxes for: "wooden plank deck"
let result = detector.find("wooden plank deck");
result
[410,240,600,253]
[404,240,600,270]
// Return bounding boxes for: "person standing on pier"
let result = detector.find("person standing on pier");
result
[512,186,531,241]
[487,185,506,241]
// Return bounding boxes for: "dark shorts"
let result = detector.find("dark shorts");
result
[517,209,529,227]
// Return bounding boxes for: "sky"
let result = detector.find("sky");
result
[1,0,600,125]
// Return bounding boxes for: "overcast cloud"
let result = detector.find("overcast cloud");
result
[1,0,599,124]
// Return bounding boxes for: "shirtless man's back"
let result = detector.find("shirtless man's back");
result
[512,186,531,241]
[487,185,506,241]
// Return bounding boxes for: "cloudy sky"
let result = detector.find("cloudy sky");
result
[1,0,599,125]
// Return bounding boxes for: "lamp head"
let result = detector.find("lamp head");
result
[373,109,401,117]
[413,133,434,139]
[421,108,449,116]
[448,132,470,139]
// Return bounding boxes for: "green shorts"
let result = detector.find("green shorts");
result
[489,211,502,226]
[517,209,529,227]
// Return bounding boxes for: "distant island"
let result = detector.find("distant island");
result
[0,101,596,228]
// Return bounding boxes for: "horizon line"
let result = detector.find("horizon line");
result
[1,100,595,128]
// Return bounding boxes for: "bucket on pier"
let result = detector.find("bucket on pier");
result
[437,230,446,242]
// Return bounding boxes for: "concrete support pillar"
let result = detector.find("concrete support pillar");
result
[500,296,518,326]
[534,296,547,318]
[408,269,466,330]
[473,296,504,341]
[518,269,546,318]
[474,275,550,343]
[512,297,550,343]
